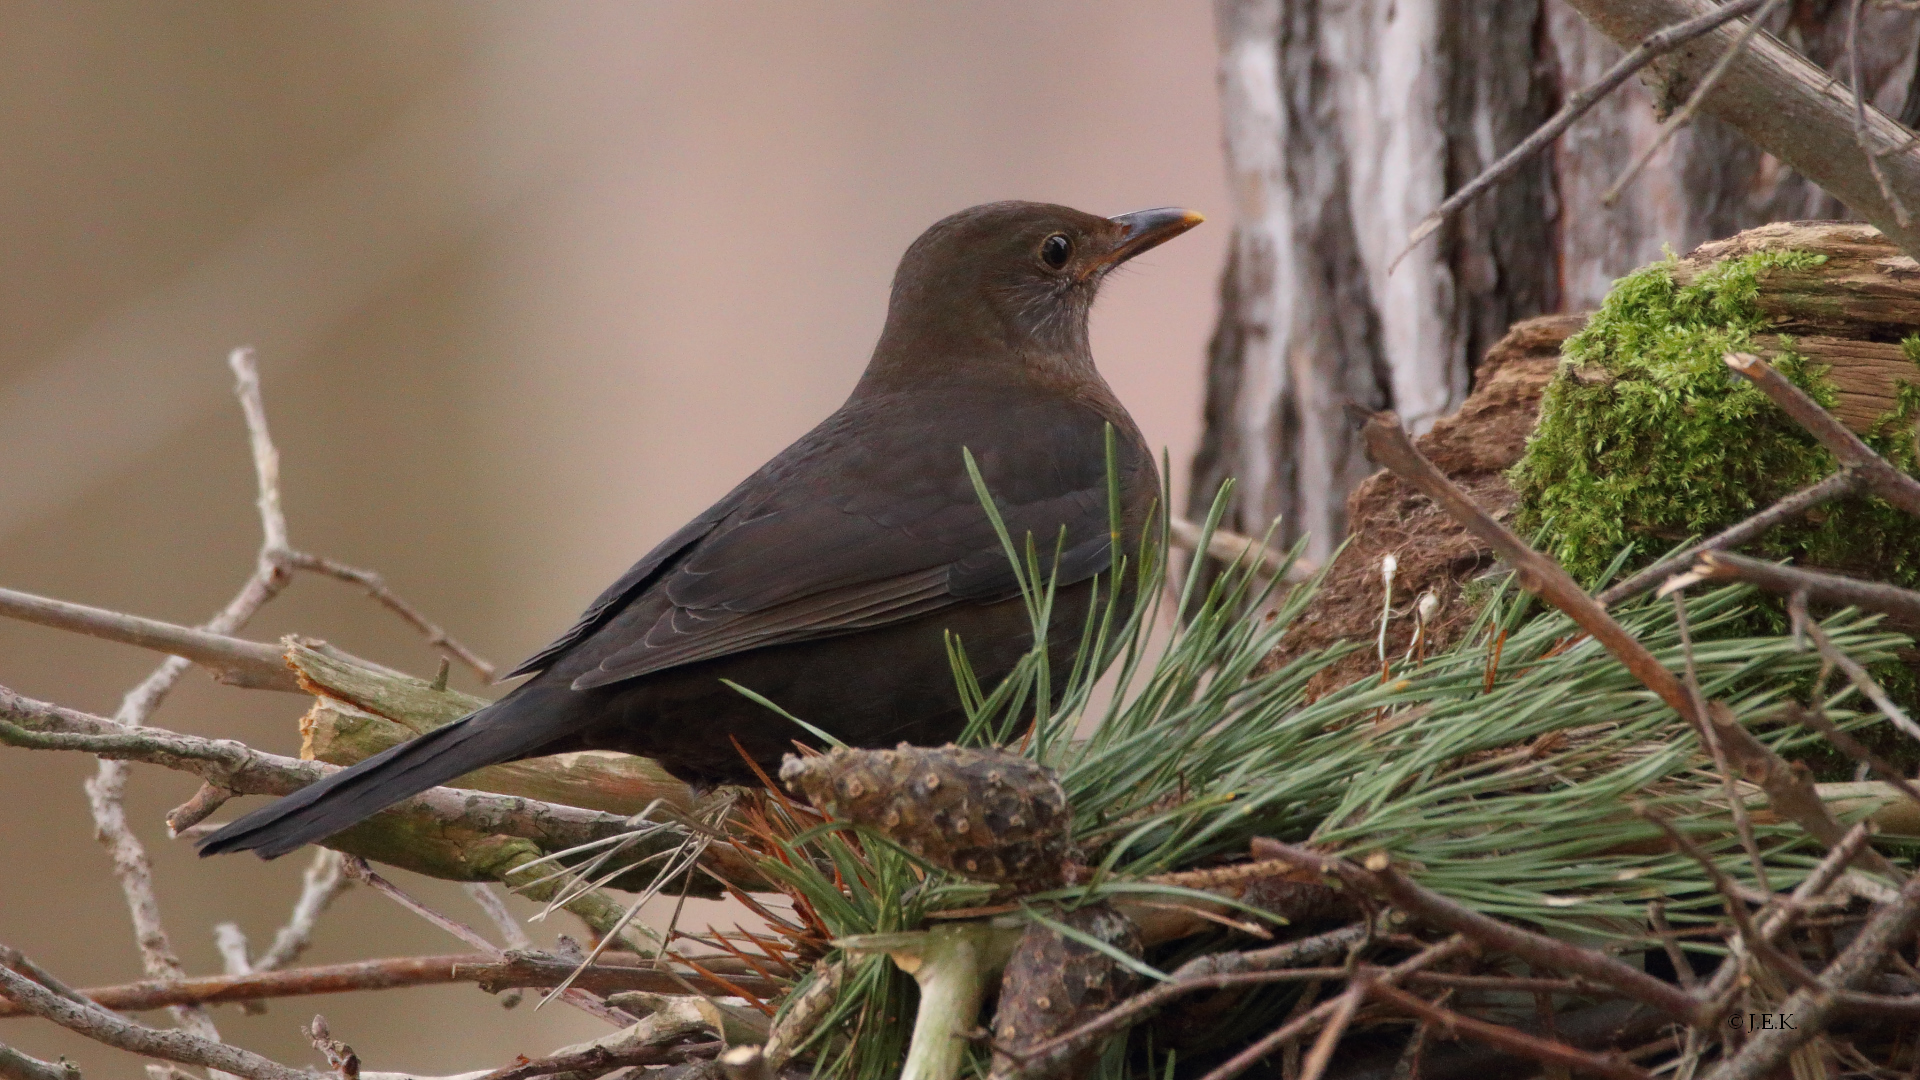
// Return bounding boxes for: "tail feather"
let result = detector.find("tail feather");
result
[198,691,572,859]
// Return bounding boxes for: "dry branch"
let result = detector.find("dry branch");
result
[1709,869,1920,1079]
[1189,938,1473,1080]
[0,953,773,1021]
[0,1042,78,1080]
[1788,592,1920,744]
[0,588,300,693]
[470,1041,718,1080]
[1670,550,1920,626]
[1400,0,1773,259]
[0,684,725,888]
[1364,981,1650,1080]
[1003,923,1369,1077]
[1723,352,1920,517]
[1596,469,1863,607]
[0,959,311,1080]
[1252,839,1709,1029]
[1559,0,1920,258]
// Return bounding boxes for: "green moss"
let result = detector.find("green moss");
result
[1509,246,1920,776]
[1511,248,1920,598]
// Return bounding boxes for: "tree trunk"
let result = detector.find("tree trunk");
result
[1194,0,1920,561]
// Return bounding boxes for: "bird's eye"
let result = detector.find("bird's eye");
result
[1040,233,1072,269]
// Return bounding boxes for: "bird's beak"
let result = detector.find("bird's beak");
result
[1095,207,1206,272]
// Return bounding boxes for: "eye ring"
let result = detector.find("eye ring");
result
[1039,233,1072,269]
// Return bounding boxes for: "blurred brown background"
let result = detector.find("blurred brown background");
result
[0,3,1227,1074]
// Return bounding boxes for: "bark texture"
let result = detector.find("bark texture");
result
[1196,0,1920,560]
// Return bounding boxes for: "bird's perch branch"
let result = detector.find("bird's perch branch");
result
[0,682,743,892]
[0,588,302,693]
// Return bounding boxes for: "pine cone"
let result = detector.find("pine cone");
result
[988,901,1142,1079]
[777,744,1071,887]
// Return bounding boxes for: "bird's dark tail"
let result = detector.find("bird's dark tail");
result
[197,688,574,859]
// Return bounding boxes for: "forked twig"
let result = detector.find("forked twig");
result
[338,858,628,1026]
[1787,591,1920,743]
[1602,0,1790,206]
[1191,938,1472,1080]
[1666,550,1920,627]
[0,957,309,1080]
[1722,353,1920,518]
[1393,0,1773,269]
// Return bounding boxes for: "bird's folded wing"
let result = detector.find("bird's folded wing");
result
[502,509,732,679]
[567,466,1118,689]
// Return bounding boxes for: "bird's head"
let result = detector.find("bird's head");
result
[867,201,1204,386]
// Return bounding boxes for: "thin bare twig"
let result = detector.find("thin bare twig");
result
[1597,468,1861,607]
[1296,977,1365,1080]
[338,859,499,955]
[83,349,299,1066]
[338,858,629,1027]
[0,953,771,1019]
[1648,903,1699,993]
[0,588,301,693]
[0,959,312,1080]
[1670,550,1920,626]
[1792,707,1920,809]
[1696,819,1878,1008]
[470,1041,719,1080]
[1251,838,1711,1028]
[1788,591,1920,743]
[1851,0,1912,227]
[1634,807,1823,992]
[1601,0,1790,206]
[167,783,236,836]
[1709,870,1920,1080]
[464,886,532,952]
[1672,591,1770,894]
[1723,353,1920,518]
[462,885,531,1009]
[1000,923,1369,1076]
[281,553,494,682]
[1191,938,1472,1080]
[253,850,353,973]
[1394,0,1772,267]
[0,688,644,856]
[1365,981,1652,1080]
[0,1041,79,1080]
[0,950,94,1013]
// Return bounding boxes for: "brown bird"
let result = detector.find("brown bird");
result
[200,200,1203,859]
